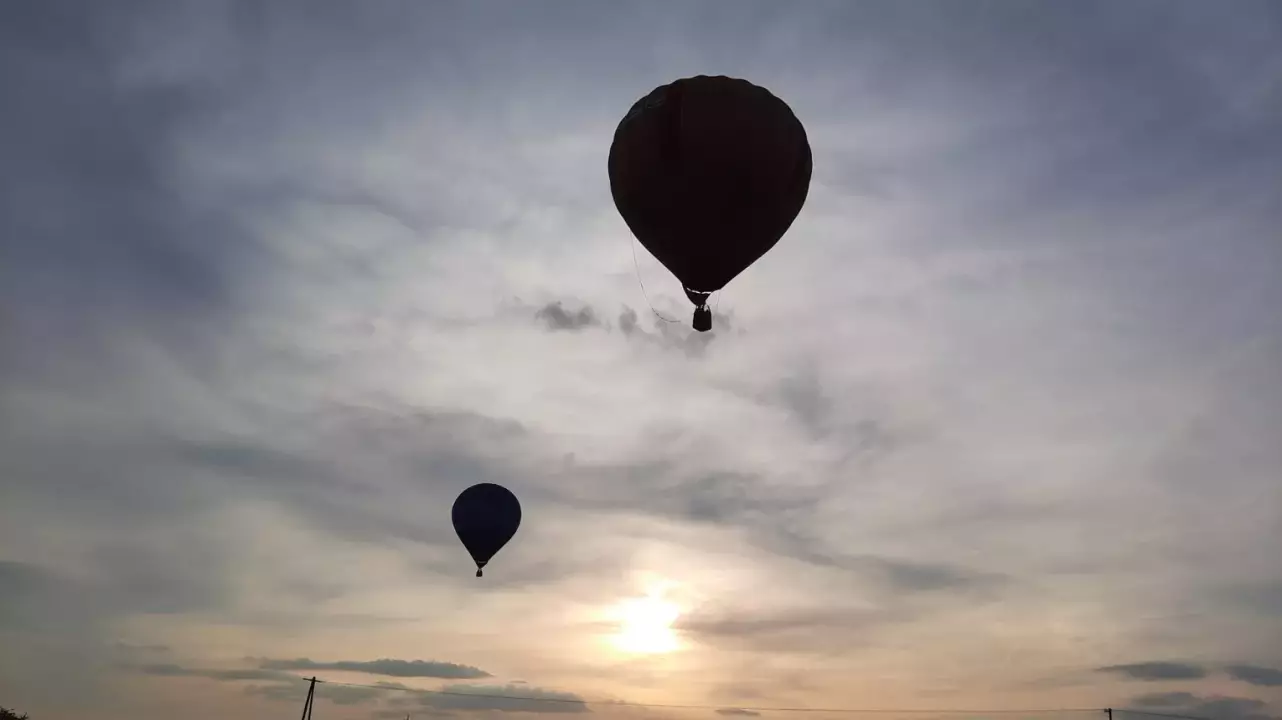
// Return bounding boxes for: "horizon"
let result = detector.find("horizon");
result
[2,2,1280,720]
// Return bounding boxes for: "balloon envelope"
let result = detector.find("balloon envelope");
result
[451,483,522,577]
[608,75,812,327]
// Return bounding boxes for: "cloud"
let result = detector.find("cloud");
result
[418,684,590,714]
[1228,581,1282,618]
[536,301,603,331]
[545,459,1004,599]
[131,666,412,708]
[0,561,96,636]
[0,0,268,356]
[257,658,492,680]
[131,663,294,682]
[124,660,583,715]
[526,298,737,356]
[676,605,914,655]
[112,643,173,656]
[1130,692,1201,708]
[244,679,388,707]
[1098,662,1209,681]
[1125,692,1279,720]
[4,2,1282,719]
[243,678,593,715]
[1226,665,1282,687]
[0,560,106,705]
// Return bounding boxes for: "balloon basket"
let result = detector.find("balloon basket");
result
[692,306,712,332]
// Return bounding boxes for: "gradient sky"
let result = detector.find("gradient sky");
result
[2,2,1281,720]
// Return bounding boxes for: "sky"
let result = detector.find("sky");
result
[2,1,1281,719]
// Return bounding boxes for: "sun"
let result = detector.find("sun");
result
[611,591,681,654]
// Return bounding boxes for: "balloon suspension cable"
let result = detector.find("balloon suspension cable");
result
[629,236,681,325]
[694,289,721,333]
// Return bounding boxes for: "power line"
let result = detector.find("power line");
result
[293,675,1149,717]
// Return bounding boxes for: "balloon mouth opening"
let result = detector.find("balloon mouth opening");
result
[684,287,712,306]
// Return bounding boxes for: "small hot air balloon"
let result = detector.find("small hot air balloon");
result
[452,483,522,577]
[608,75,813,331]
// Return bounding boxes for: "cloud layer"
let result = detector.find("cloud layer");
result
[3,1,1281,720]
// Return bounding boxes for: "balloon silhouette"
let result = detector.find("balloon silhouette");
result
[451,483,521,577]
[608,74,812,331]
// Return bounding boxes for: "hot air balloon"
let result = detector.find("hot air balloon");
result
[608,75,813,332]
[452,483,521,577]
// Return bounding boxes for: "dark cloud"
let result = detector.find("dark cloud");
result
[0,561,95,636]
[716,709,761,717]
[618,307,640,335]
[1124,692,1278,720]
[0,0,268,352]
[418,684,590,714]
[239,679,590,715]
[1098,662,1208,681]
[536,301,602,331]
[0,560,148,707]
[529,299,736,353]
[258,658,491,680]
[248,678,592,715]
[1227,665,1282,687]
[1130,692,1201,708]
[132,665,408,708]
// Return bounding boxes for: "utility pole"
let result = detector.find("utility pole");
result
[1106,708,1113,720]
[299,676,317,720]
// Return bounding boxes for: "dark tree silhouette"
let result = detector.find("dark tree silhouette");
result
[0,707,29,720]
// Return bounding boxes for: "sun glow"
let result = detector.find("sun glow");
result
[611,590,682,654]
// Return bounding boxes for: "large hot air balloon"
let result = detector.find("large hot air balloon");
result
[452,483,521,577]
[608,75,813,332]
